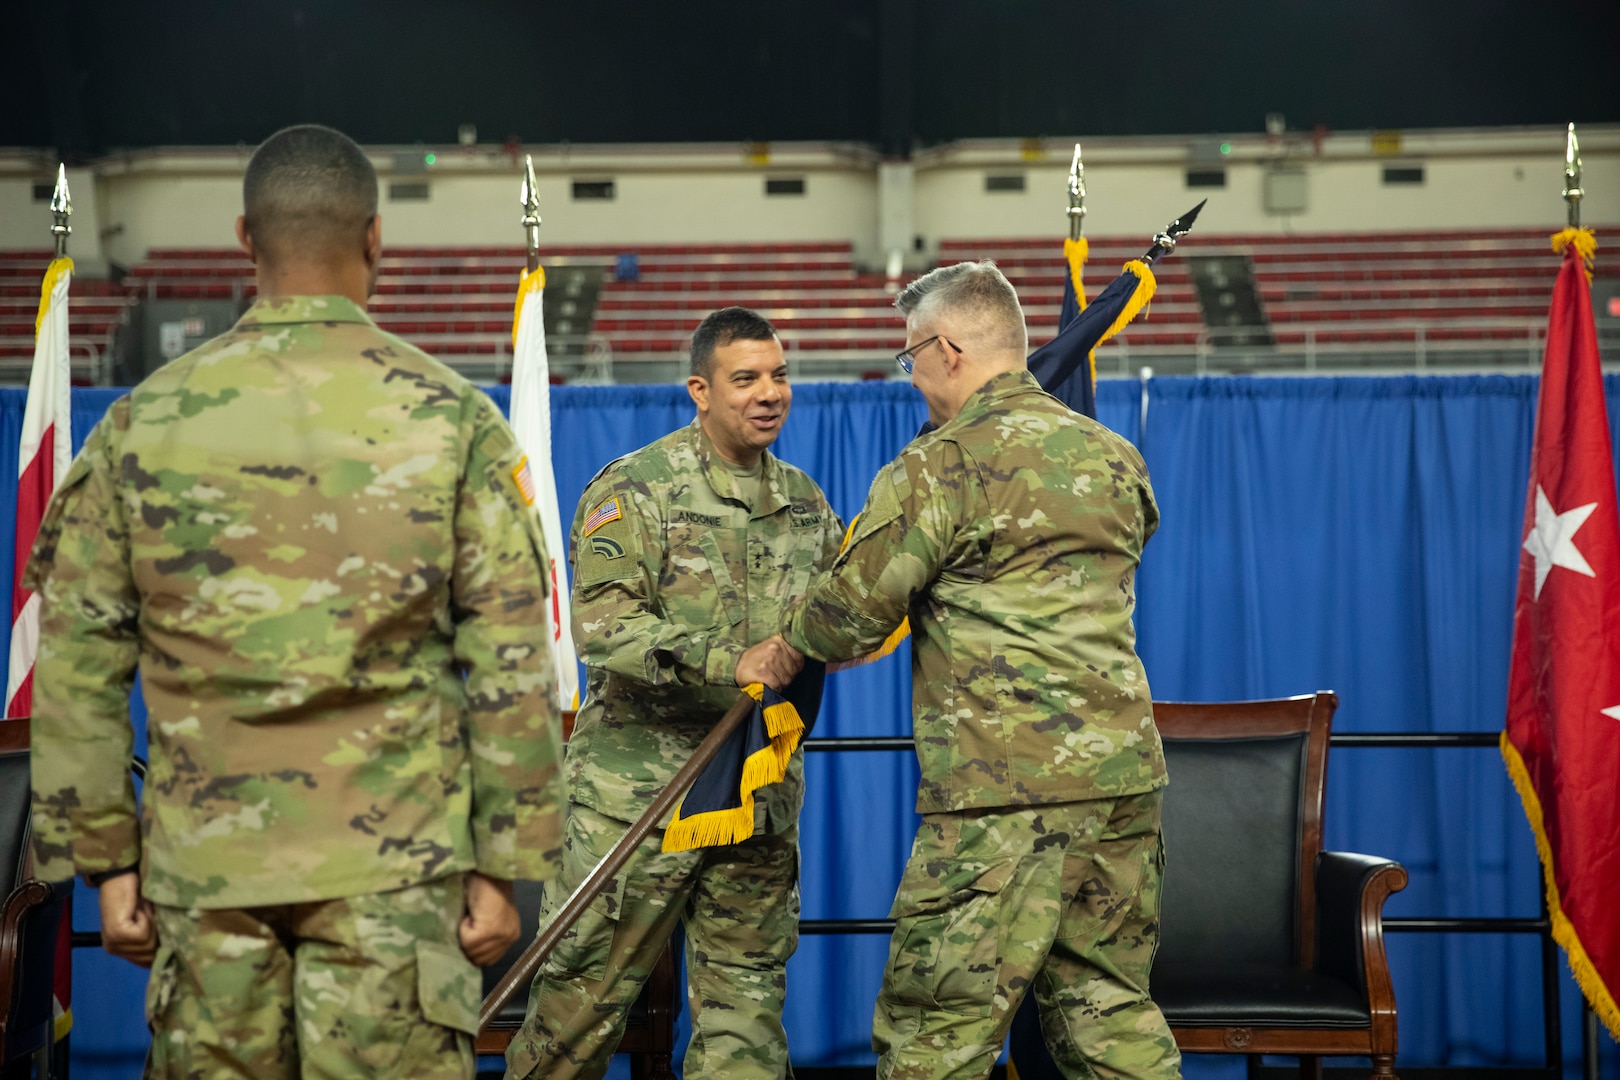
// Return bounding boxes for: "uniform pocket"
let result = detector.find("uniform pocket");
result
[547,815,631,983]
[143,943,179,1027]
[695,530,745,627]
[885,858,1016,1013]
[415,939,481,1034]
[1055,824,1152,945]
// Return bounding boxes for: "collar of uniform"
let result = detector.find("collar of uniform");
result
[943,368,1042,430]
[686,420,790,518]
[234,295,376,329]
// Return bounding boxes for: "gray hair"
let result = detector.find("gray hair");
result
[894,261,1027,355]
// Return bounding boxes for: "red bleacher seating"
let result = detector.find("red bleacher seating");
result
[941,227,1612,362]
[7,228,1606,382]
[0,253,134,377]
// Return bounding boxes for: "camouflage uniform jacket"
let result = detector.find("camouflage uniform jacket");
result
[784,369,1166,813]
[567,420,841,827]
[26,295,565,908]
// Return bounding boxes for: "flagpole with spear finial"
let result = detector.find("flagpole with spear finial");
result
[1563,122,1583,231]
[480,154,765,1031]
[50,164,72,259]
[1142,198,1205,266]
[520,154,542,276]
[1066,143,1085,243]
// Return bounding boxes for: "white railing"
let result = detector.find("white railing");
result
[1190,318,1557,374]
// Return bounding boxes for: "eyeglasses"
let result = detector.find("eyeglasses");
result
[895,335,955,374]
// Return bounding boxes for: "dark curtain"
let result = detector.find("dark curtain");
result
[2,375,1616,1078]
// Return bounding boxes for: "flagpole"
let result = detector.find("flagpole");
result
[1561,119,1603,1080]
[1066,143,1085,242]
[479,691,757,1031]
[521,154,542,275]
[50,164,72,259]
[1562,123,1583,231]
[1141,198,1205,266]
[5,167,73,720]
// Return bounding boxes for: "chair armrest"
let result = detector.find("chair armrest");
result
[1315,851,1406,1054]
[0,880,56,1050]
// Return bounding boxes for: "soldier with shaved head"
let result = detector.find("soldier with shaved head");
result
[26,124,565,1077]
[777,262,1181,1080]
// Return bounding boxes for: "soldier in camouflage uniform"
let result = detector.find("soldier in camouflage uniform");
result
[780,263,1181,1080]
[505,308,842,1080]
[26,125,564,1078]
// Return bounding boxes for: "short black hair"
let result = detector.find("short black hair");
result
[243,124,378,263]
[689,307,779,380]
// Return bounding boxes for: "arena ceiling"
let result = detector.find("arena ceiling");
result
[4,0,1618,156]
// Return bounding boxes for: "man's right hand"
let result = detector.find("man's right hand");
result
[735,635,804,689]
[97,870,159,968]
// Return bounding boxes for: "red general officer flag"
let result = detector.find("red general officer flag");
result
[1502,228,1620,1039]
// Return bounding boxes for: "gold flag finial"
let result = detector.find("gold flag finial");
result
[1562,123,1583,230]
[1066,143,1086,242]
[49,163,72,258]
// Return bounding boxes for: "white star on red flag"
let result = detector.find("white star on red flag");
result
[1522,486,1598,599]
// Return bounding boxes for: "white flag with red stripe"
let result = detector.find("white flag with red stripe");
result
[7,256,73,720]
[6,254,74,1044]
[510,266,579,710]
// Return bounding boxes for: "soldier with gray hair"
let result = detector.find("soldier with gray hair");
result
[777,261,1181,1079]
[26,123,565,1077]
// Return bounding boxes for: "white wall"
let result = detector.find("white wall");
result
[2,127,1615,271]
[911,127,1620,246]
[4,145,884,268]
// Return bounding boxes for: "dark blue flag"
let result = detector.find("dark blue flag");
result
[1027,240,1156,420]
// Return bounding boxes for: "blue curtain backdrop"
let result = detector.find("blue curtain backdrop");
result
[2,374,1617,1079]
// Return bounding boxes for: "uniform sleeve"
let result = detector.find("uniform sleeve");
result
[28,404,142,883]
[569,468,747,689]
[452,403,566,882]
[784,440,963,663]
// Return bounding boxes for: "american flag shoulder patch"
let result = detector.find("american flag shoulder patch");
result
[583,497,623,536]
[511,457,536,506]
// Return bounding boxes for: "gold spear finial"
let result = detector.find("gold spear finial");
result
[1066,143,1086,242]
[520,154,542,273]
[1562,123,1583,230]
[49,163,72,258]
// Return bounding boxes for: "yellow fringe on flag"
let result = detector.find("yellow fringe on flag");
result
[1096,261,1157,348]
[1500,733,1620,1039]
[662,683,806,853]
[1063,237,1089,312]
[1062,236,1098,396]
[510,264,546,348]
[36,257,73,334]
[662,798,756,853]
[1551,227,1598,283]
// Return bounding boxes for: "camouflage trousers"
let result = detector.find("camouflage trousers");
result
[874,791,1181,1080]
[144,874,480,1079]
[504,802,799,1080]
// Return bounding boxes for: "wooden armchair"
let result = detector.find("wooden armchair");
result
[1152,692,1407,1079]
[0,718,68,1077]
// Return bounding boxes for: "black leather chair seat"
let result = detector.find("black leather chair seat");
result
[1153,963,1370,1028]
